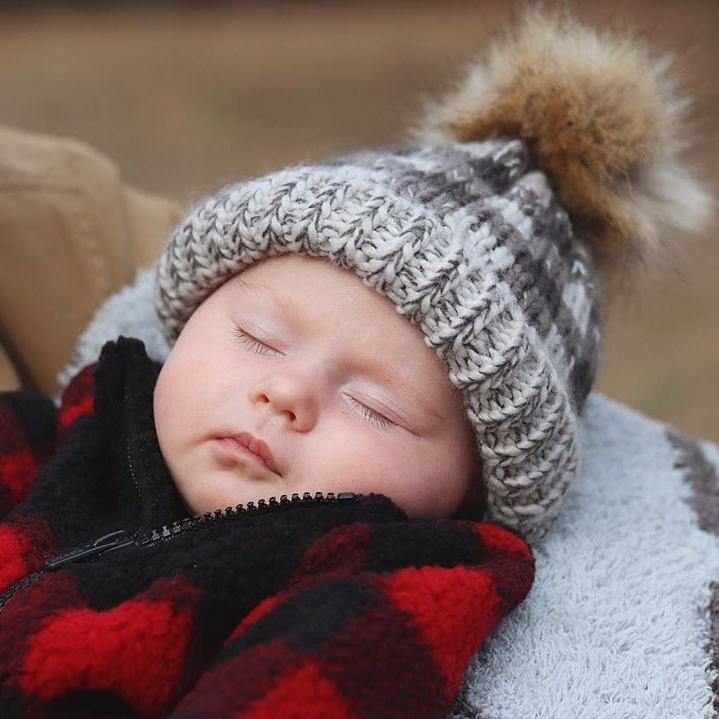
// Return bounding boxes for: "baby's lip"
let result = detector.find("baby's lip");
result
[216,432,282,476]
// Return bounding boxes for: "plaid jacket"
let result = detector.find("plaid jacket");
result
[0,336,534,718]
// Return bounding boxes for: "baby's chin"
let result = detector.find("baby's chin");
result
[175,474,284,517]
[168,439,289,515]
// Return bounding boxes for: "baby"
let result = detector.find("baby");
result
[0,8,709,719]
[154,252,482,523]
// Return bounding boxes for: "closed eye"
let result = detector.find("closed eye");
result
[344,395,396,431]
[233,326,279,356]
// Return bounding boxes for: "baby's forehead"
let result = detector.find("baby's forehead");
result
[205,267,447,370]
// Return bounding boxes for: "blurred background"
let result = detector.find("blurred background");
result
[0,0,717,441]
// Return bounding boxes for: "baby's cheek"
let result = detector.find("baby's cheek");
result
[154,361,209,445]
[153,372,175,451]
[333,436,433,511]
[379,441,464,519]
[304,428,399,494]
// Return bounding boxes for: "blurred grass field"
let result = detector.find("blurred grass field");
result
[0,0,717,441]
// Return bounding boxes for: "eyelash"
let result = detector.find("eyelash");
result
[233,326,276,356]
[344,396,396,430]
[233,326,397,431]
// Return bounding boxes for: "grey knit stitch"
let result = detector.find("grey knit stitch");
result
[154,137,602,541]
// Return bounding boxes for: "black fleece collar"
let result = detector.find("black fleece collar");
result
[93,335,191,531]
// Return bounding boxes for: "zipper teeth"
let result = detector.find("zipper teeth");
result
[0,571,43,612]
[0,491,363,615]
[125,433,143,512]
[143,491,361,544]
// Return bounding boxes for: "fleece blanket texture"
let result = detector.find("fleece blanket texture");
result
[58,266,719,719]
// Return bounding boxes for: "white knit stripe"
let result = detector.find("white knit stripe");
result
[482,386,573,486]
[562,279,592,341]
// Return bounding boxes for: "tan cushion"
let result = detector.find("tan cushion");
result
[0,339,21,392]
[0,125,182,396]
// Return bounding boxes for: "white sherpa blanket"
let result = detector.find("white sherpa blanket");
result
[57,266,719,719]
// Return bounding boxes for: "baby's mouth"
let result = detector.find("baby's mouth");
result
[212,436,282,478]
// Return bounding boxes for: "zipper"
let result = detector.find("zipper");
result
[125,432,143,517]
[0,490,363,615]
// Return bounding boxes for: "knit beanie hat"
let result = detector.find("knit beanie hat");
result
[154,8,712,541]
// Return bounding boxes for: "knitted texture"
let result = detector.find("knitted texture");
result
[155,138,601,540]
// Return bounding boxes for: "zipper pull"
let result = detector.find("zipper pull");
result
[44,529,135,570]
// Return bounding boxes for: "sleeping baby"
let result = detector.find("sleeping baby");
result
[0,7,708,718]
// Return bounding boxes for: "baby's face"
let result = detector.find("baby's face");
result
[153,254,479,519]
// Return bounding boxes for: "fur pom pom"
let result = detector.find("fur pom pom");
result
[410,6,714,295]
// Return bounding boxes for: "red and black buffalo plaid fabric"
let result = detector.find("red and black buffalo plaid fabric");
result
[0,336,534,718]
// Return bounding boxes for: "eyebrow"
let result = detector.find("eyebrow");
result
[234,277,445,420]
[235,277,302,325]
